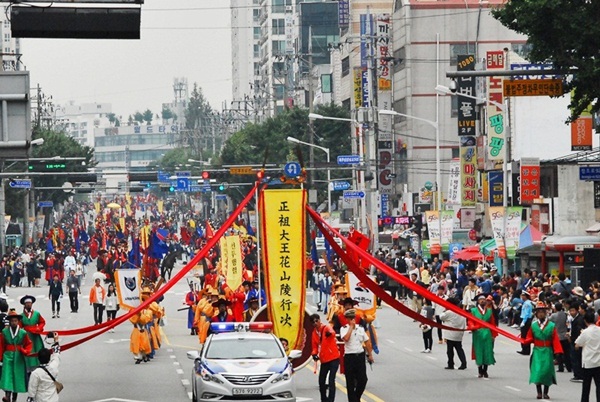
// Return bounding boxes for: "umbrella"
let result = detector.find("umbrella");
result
[452,245,490,261]
[107,203,121,209]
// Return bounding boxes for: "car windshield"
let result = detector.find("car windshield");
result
[205,337,284,360]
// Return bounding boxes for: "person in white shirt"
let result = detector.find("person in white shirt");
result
[27,334,60,402]
[440,297,467,370]
[340,309,373,402]
[575,310,600,402]
[63,253,76,275]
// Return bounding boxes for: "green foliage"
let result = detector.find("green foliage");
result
[185,84,213,130]
[161,106,174,122]
[152,147,193,171]
[142,109,153,125]
[492,0,600,120]
[133,112,144,124]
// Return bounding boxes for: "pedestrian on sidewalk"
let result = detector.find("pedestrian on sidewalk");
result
[105,284,119,333]
[523,301,563,400]
[420,299,434,353]
[66,270,80,313]
[440,297,467,370]
[48,275,63,319]
[549,302,571,373]
[310,313,340,402]
[89,278,106,325]
[575,310,600,402]
[340,309,373,402]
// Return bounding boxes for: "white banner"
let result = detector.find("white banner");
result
[114,269,142,310]
[425,210,441,254]
[347,272,376,311]
[505,206,523,258]
[489,206,506,259]
[440,210,454,246]
[447,161,461,205]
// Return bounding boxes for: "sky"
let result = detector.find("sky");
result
[21,0,232,119]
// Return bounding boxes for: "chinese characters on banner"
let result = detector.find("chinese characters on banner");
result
[489,206,507,259]
[457,55,476,136]
[571,117,593,151]
[446,161,461,205]
[259,189,306,351]
[425,210,441,255]
[353,68,363,108]
[487,171,504,207]
[520,157,540,205]
[376,14,393,195]
[460,145,477,207]
[486,50,505,161]
[225,235,243,292]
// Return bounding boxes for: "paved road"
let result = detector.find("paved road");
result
[9,264,587,401]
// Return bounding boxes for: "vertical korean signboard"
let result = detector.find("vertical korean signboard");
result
[377,14,393,195]
[457,55,476,137]
[353,68,363,108]
[486,50,506,161]
[338,0,349,29]
[487,171,504,207]
[260,189,306,351]
[571,117,593,151]
[460,145,477,207]
[520,157,540,205]
[447,161,461,206]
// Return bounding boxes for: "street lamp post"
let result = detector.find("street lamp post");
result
[286,136,331,217]
[308,113,366,233]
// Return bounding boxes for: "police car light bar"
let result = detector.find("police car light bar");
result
[210,322,273,333]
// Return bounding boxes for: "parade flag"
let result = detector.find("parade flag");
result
[114,268,142,310]
[220,236,228,275]
[157,200,164,214]
[347,229,370,269]
[139,224,150,250]
[260,189,306,352]
[425,210,441,255]
[505,206,523,259]
[346,272,377,312]
[149,229,169,259]
[94,202,101,213]
[225,235,243,291]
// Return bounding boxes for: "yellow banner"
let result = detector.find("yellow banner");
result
[157,200,164,214]
[126,204,132,216]
[125,194,131,205]
[226,235,243,291]
[119,218,125,233]
[94,202,101,213]
[260,189,306,350]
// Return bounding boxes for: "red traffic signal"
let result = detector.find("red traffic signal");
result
[256,170,265,180]
[201,171,210,180]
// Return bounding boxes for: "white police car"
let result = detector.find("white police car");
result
[187,322,301,402]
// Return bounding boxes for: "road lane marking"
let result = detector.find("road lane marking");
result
[181,379,190,386]
[505,386,521,392]
[187,392,193,400]
[308,364,385,402]
[170,355,177,359]
[176,369,184,375]
[385,339,395,344]
[404,347,412,352]
[426,356,437,360]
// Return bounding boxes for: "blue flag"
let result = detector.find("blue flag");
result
[46,238,54,253]
[310,237,319,265]
[324,237,333,265]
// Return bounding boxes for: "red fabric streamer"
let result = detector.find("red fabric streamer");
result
[306,206,524,344]
[53,183,261,349]
[311,212,456,331]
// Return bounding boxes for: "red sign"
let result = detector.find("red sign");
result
[520,158,541,205]
[468,229,477,241]
[486,50,505,69]
[571,117,593,151]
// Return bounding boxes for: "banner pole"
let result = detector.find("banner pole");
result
[255,184,262,300]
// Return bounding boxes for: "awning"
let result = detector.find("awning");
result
[543,235,600,252]
[586,222,600,234]
[480,238,497,255]
[453,245,491,261]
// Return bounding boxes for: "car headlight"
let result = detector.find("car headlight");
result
[199,367,223,384]
[271,366,293,383]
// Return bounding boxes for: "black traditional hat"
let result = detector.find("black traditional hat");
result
[20,295,36,305]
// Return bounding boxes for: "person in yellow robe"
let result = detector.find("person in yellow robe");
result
[194,287,219,345]
[130,288,153,364]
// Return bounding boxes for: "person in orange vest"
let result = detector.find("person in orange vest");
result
[310,313,340,402]
[89,278,107,325]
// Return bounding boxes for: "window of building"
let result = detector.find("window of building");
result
[272,40,285,55]
[341,98,351,111]
[254,27,261,40]
[450,96,458,118]
[272,0,284,13]
[451,147,459,159]
[253,8,260,22]
[341,56,350,77]
[321,74,332,93]
[449,43,474,66]
[274,84,285,100]
[393,47,406,71]
[273,62,285,77]
[254,44,260,58]
[272,19,285,35]
[254,62,261,76]
[4,33,9,42]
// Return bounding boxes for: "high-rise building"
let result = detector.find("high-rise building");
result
[231,0,259,103]
[0,6,21,72]
[54,102,113,148]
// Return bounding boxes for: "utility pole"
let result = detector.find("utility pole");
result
[307,26,315,195]
[0,161,5,256]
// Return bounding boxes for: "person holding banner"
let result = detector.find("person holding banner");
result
[470,294,496,378]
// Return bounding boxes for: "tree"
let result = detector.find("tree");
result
[107,113,117,126]
[143,109,153,125]
[133,112,144,124]
[492,0,600,120]
[127,115,134,126]
[221,104,352,206]
[162,106,174,123]
[151,147,193,171]
[184,83,214,156]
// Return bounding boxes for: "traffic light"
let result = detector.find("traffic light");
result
[68,173,97,183]
[169,186,175,192]
[201,171,210,180]
[218,184,225,191]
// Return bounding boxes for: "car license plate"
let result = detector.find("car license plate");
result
[232,388,263,395]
